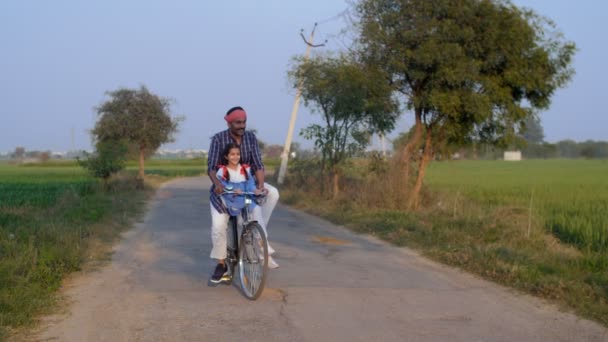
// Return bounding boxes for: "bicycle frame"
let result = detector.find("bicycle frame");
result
[226,208,249,273]
[224,191,257,277]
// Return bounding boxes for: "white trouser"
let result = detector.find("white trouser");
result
[260,182,279,227]
[209,182,279,260]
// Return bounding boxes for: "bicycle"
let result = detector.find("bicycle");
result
[222,188,269,300]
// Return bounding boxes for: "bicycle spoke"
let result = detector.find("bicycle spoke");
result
[238,222,268,300]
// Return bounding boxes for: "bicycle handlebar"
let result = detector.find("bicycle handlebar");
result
[222,190,265,196]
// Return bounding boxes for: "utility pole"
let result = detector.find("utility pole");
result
[277,24,325,185]
[380,134,386,158]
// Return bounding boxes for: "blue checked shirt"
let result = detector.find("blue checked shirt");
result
[208,129,264,214]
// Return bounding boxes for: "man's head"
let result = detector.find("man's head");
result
[225,106,247,137]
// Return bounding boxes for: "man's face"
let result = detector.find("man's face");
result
[228,119,246,137]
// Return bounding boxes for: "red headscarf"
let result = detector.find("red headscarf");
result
[224,109,247,123]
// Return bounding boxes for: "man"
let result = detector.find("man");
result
[207,106,280,285]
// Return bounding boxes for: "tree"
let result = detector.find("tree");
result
[13,147,25,162]
[263,144,284,159]
[290,54,399,197]
[521,115,545,144]
[77,140,128,186]
[556,139,579,158]
[92,86,182,179]
[520,114,547,158]
[38,151,51,163]
[579,140,608,159]
[356,0,575,208]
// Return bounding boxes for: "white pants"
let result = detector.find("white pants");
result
[259,182,279,227]
[209,182,279,260]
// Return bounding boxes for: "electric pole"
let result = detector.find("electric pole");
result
[277,24,325,185]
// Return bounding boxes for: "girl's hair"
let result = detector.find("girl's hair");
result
[220,143,248,181]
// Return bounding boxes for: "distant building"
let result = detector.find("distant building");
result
[154,149,207,159]
[504,151,522,161]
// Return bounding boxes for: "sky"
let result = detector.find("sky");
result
[1,0,606,154]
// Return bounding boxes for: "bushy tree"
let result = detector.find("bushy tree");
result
[356,0,576,208]
[290,54,399,197]
[92,86,182,179]
[77,140,128,185]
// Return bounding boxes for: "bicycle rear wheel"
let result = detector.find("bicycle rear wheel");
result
[238,222,268,300]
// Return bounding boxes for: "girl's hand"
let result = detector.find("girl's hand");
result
[235,188,243,194]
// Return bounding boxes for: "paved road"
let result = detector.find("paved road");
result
[36,177,607,341]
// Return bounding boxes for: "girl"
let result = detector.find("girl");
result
[209,143,278,285]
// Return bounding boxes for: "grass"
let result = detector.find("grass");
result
[425,159,608,251]
[280,158,608,326]
[123,156,278,178]
[0,160,199,340]
[126,158,206,177]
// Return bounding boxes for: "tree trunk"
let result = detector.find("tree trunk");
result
[138,146,145,180]
[399,108,424,186]
[408,127,434,210]
[320,158,326,196]
[332,168,340,200]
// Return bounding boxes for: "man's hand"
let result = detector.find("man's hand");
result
[213,183,225,194]
[255,187,269,196]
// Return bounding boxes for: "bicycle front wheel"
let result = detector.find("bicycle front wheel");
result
[238,222,268,300]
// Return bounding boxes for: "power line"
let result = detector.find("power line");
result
[316,9,349,25]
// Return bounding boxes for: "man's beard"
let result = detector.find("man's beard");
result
[232,128,245,136]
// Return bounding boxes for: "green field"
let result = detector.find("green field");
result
[0,161,172,339]
[425,159,608,252]
[125,158,205,177]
